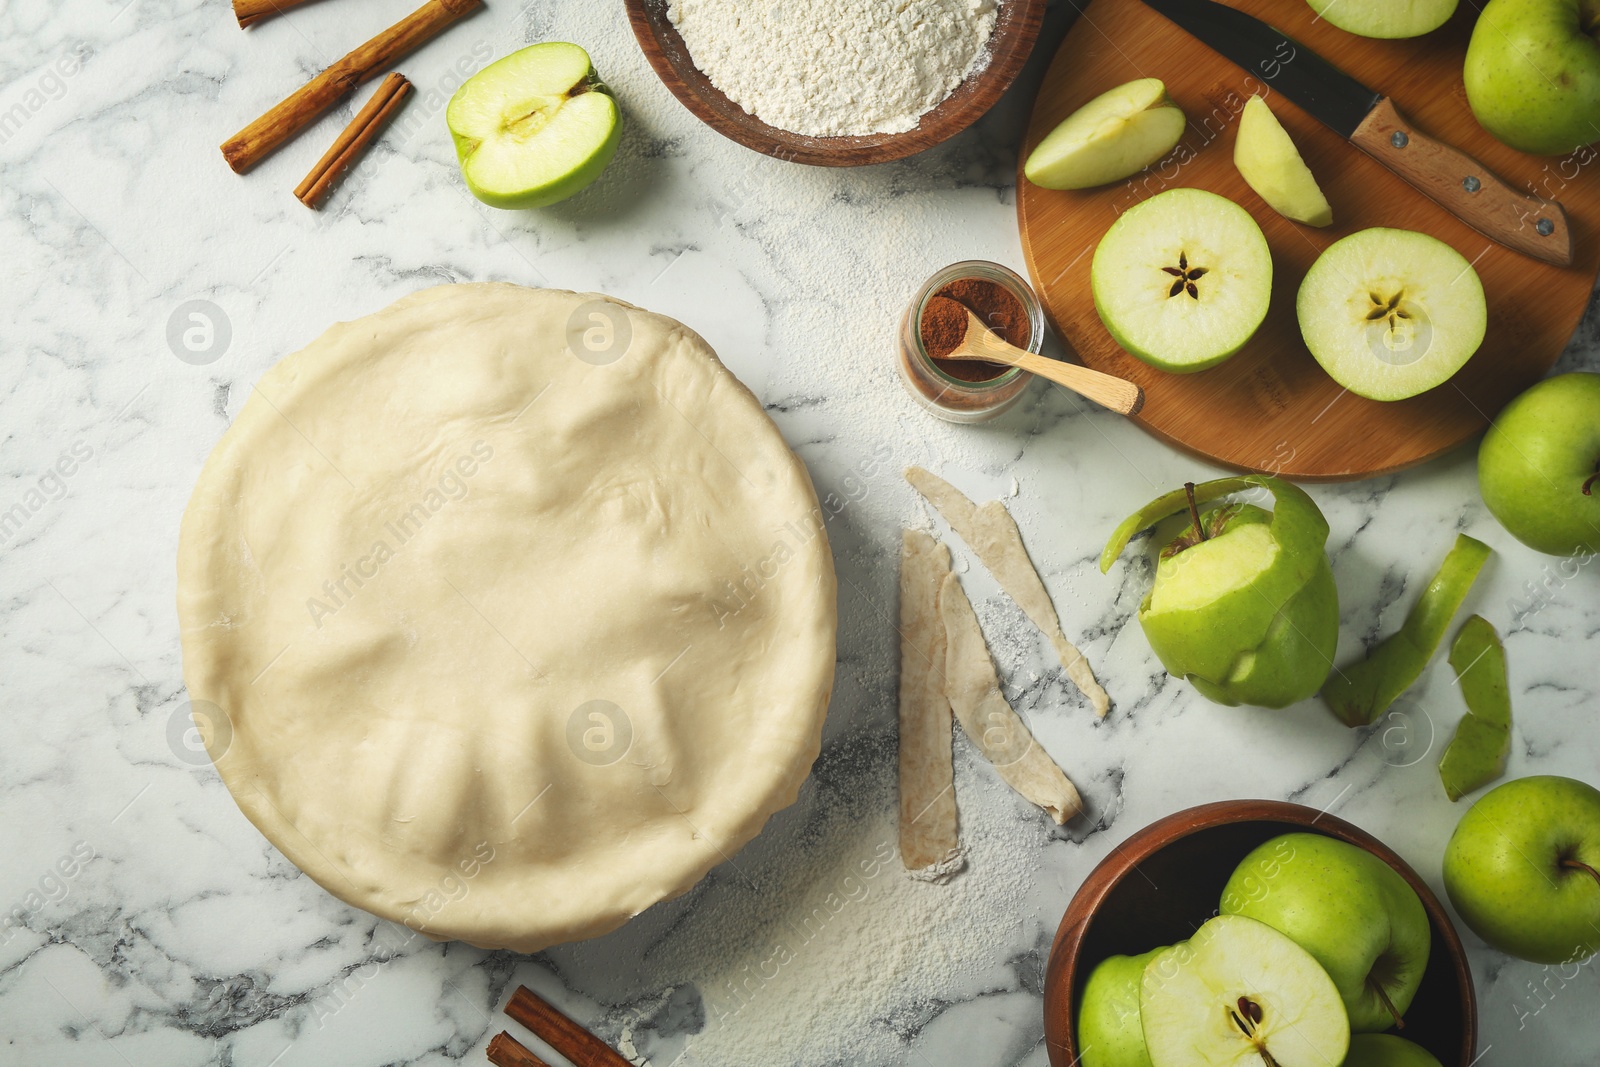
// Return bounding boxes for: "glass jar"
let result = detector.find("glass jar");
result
[896,260,1045,424]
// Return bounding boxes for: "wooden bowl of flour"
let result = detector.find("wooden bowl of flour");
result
[625,0,1045,166]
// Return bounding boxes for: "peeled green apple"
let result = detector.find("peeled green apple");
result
[1092,188,1273,373]
[1478,372,1600,555]
[447,42,622,209]
[1140,915,1349,1067]
[1465,0,1600,156]
[1025,78,1187,190]
[1297,228,1487,401]
[1102,476,1338,708]
[1343,1034,1444,1067]
[1443,775,1600,963]
[1221,833,1431,1032]
[1076,948,1164,1067]
[1307,0,1459,38]
[1234,96,1333,226]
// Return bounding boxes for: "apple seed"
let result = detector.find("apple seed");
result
[1161,251,1208,300]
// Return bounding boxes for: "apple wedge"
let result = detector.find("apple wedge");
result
[1297,228,1486,401]
[1024,78,1186,191]
[448,42,622,209]
[1234,96,1332,227]
[1141,914,1350,1067]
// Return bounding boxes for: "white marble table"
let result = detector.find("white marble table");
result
[3,0,1597,1063]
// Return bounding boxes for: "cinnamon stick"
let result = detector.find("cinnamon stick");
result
[233,0,315,28]
[221,0,480,174]
[487,1031,551,1067]
[294,72,412,208]
[503,986,632,1067]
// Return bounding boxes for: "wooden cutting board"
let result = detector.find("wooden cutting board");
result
[1017,0,1600,481]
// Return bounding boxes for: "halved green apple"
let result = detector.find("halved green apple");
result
[1234,96,1333,227]
[1297,228,1486,401]
[1307,0,1458,39]
[447,42,621,209]
[1141,914,1350,1067]
[1025,78,1187,190]
[1091,188,1273,372]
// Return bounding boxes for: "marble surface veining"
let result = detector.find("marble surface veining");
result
[2,0,1598,1064]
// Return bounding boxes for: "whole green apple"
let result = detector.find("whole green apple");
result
[1342,1033,1443,1067]
[1220,833,1431,1032]
[1076,948,1164,1067]
[1101,477,1338,708]
[1478,372,1600,555]
[1464,0,1600,156]
[1443,775,1600,963]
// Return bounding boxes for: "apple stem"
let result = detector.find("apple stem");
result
[1371,983,1405,1030]
[1583,467,1599,496]
[1185,482,1209,542]
[1561,856,1600,888]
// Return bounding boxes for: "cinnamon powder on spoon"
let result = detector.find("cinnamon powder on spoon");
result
[918,278,1029,382]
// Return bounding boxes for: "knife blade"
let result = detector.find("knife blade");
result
[1140,0,1573,267]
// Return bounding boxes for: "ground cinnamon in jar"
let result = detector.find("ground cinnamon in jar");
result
[918,277,1029,382]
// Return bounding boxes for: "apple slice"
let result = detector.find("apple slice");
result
[1307,0,1458,39]
[1234,96,1332,227]
[1092,188,1273,373]
[1140,914,1349,1067]
[1297,228,1486,401]
[1025,78,1187,190]
[447,42,622,209]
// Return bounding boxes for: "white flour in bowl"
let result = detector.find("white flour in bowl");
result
[666,0,1000,137]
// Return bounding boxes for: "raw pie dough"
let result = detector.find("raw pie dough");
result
[177,284,837,953]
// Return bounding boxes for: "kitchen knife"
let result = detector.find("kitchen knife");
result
[1141,0,1573,267]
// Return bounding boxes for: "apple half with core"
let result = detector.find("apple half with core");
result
[1025,78,1186,190]
[1092,188,1272,373]
[1298,228,1487,401]
[1443,775,1600,963]
[1306,0,1459,39]
[1465,0,1600,156]
[1220,833,1431,1032]
[1342,1034,1444,1067]
[1102,476,1338,709]
[1140,914,1350,1067]
[1076,948,1164,1067]
[1478,372,1600,555]
[1234,96,1333,227]
[448,42,622,209]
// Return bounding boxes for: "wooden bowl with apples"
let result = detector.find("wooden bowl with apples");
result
[1043,800,1476,1067]
[623,0,1045,166]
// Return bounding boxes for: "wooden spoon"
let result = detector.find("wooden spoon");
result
[941,305,1145,416]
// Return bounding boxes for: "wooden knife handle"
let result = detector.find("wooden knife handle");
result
[1350,98,1572,267]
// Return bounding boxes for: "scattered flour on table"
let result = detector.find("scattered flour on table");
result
[666,0,999,137]
[617,743,1050,1066]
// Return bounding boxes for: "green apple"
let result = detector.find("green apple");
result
[1478,372,1600,555]
[1297,228,1487,401]
[1234,95,1333,226]
[1025,78,1187,190]
[1307,0,1459,38]
[1140,914,1349,1067]
[447,42,622,209]
[1464,0,1600,156]
[1443,775,1600,963]
[1342,1034,1444,1067]
[1102,476,1338,709]
[1220,833,1431,1032]
[1092,188,1273,372]
[1077,948,1164,1067]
